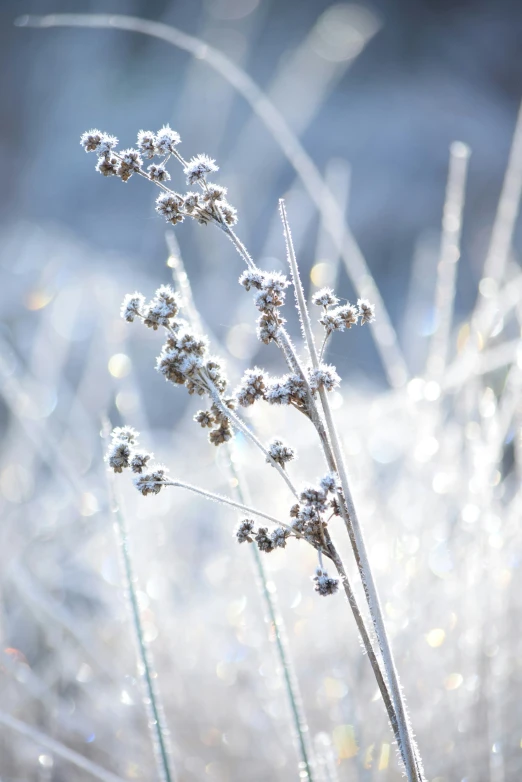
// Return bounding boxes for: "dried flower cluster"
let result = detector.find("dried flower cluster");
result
[105,426,169,496]
[87,120,423,781]
[81,126,237,228]
[92,124,425,781]
[121,283,235,447]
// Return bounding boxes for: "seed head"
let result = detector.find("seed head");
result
[312,568,339,596]
[155,125,181,156]
[148,164,171,183]
[105,441,131,473]
[121,292,145,322]
[137,130,156,159]
[266,439,295,466]
[235,519,255,544]
[80,129,104,152]
[271,527,290,549]
[134,465,169,496]
[312,287,339,307]
[209,422,233,446]
[357,298,376,325]
[130,451,152,473]
[319,473,339,494]
[255,527,274,553]
[239,270,264,291]
[183,154,218,185]
[194,410,214,428]
[156,192,185,224]
[235,368,266,407]
[97,134,119,157]
[111,426,138,444]
[96,155,119,177]
[308,365,341,394]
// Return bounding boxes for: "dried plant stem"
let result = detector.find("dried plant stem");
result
[204,379,299,498]
[164,478,319,549]
[227,451,316,782]
[279,200,424,782]
[106,470,175,782]
[218,216,406,758]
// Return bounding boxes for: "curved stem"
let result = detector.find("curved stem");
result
[164,478,327,553]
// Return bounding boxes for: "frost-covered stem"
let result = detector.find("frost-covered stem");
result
[108,478,175,782]
[227,453,316,781]
[204,377,299,499]
[325,534,399,746]
[164,478,322,550]
[220,223,257,271]
[280,199,423,782]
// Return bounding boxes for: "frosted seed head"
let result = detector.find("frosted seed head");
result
[111,426,139,444]
[319,473,339,494]
[147,164,171,183]
[121,292,145,322]
[255,527,274,553]
[130,451,152,474]
[137,130,157,159]
[133,465,169,496]
[208,421,233,446]
[80,129,105,152]
[96,155,119,177]
[271,527,290,549]
[308,364,341,394]
[312,287,338,307]
[105,441,131,473]
[194,410,215,428]
[357,298,376,324]
[183,154,218,185]
[266,438,295,466]
[335,304,359,329]
[312,568,339,596]
[235,519,255,544]
[239,270,264,291]
[155,125,181,156]
[155,192,185,225]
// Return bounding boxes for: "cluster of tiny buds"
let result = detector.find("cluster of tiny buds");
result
[239,269,290,345]
[234,363,338,413]
[288,473,341,549]
[235,519,290,553]
[234,512,339,598]
[266,438,295,467]
[105,427,169,496]
[121,284,233,446]
[311,287,375,334]
[81,127,237,228]
[312,568,340,596]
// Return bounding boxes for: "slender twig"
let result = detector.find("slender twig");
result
[218,207,406,758]
[104,449,175,782]
[279,199,424,782]
[164,477,324,552]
